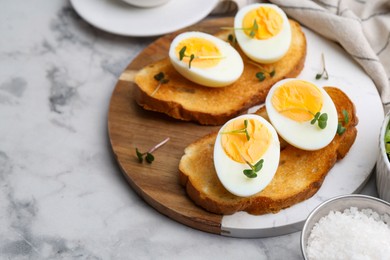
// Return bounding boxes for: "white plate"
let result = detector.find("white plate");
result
[221,27,384,238]
[70,0,219,37]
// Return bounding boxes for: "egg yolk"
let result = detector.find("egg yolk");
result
[175,37,222,68]
[271,80,323,122]
[242,6,283,40]
[221,118,271,164]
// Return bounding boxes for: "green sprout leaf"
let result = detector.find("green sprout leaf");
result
[318,113,328,129]
[136,148,144,163]
[337,123,346,135]
[337,109,349,135]
[311,112,328,129]
[179,46,186,61]
[189,54,195,69]
[254,159,264,172]
[244,119,250,141]
[311,112,320,125]
[249,19,258,38]
[342,109,349,124]
[256,72,266,82]
[145,153,154,163]
[243,169,258,178]
[227,34,237,45]
[154,72,164,81]
[154,72,169,84]
[243,159,264,178]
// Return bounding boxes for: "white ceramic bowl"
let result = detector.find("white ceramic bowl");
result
[376,111,390,203]
[301,194,390,259]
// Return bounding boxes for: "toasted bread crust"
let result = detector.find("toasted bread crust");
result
[134,20,306,125]
[179,87,358,215]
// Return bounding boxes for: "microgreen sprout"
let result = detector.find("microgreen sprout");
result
[311,112,328,129]
[256,72,266,81]
[279,107,329,130]
[249,19,259,38]
[256,70,275,82]
[136,148,154,163]
[315,53,329,80]
[151,72,169,96]
[221,19,259,38]
[220,119,250,141]
[135,137,170,164]
[337,109,349,135]
[246,60,276,82]
[179,46,195,69]
[243,158,264,178]
[178,46,225,69]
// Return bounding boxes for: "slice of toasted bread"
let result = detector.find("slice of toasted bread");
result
[134,20,306,125]
[178,87,358,215]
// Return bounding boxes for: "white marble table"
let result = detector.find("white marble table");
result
[0,1,379,259]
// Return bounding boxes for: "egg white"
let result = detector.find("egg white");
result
[213,114,280,197]
[265,79,338,151]
[234,3,291,64]
[168,31,244,87]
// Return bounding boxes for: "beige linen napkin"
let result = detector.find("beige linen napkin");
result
[213,0,390,112]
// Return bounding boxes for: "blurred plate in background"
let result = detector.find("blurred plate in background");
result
[70,0,219,37]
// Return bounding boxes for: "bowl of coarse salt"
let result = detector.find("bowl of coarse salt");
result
[301,194,390,260]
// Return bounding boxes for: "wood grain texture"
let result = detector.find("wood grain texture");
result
[107,18,235,235]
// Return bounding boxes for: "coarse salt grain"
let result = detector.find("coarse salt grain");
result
[306,207,390,260]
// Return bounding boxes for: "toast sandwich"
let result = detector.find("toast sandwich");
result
[179,87,358,215]
[134,20,306,125]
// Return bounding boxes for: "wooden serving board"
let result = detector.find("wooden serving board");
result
[108,17,383,237]
[108,18,234,235]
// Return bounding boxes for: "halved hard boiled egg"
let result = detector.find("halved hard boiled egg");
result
[265,79,338,150]
[234,3,291,64]
[169,31,244,87]
[214,114,280,197]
